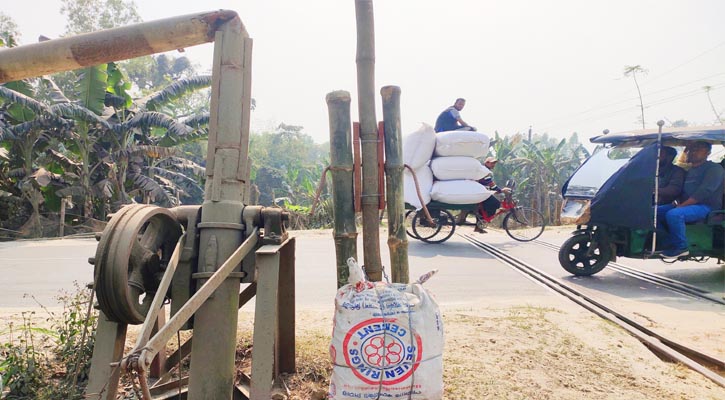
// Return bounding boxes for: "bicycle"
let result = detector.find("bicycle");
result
[406,181,545,244]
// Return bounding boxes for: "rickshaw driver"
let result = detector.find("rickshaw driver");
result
[656,141,725,258]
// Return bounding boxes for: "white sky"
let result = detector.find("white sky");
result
[3,0,725,144]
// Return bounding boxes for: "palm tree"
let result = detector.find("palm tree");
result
[703,86,723,125]
[623,65,648,129]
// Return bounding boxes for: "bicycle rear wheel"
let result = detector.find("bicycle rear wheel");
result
[412,209,456,244]
[503,207,545,242]
[405,209,419,239]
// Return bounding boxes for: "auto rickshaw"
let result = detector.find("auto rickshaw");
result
[558,123,725,276]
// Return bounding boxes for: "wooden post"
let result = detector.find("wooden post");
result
[354,0,383,281]
[381,86,409,283]
[59,196,67,238]
[326,91,358,288]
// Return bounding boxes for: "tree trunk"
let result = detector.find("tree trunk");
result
[355,0,383,281]
[381,86,408,283]
[327,91,358,288]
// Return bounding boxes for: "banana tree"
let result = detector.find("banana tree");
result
[0,81,71,235]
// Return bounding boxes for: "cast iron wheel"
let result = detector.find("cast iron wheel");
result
[558,232,611,276]
[405,209,419,239]
[412,209,456,244]
[94,204,183,324]
[503,206,545,242]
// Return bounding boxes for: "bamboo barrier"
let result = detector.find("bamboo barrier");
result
[381,86,409,283]
[0,10,238,83]
[326,91,358,288]
[354,0,383,281]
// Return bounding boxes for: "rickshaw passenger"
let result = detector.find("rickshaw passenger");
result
[434,98,476,132]
[656,141,725,258]
[657,146,685,205]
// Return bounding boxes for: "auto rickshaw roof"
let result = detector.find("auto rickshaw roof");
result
[590,125,725,146]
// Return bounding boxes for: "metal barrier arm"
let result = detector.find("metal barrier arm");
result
[123,228,259,373]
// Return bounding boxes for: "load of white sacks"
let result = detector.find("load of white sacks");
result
[328,258,444,400]
[402,123,493,208]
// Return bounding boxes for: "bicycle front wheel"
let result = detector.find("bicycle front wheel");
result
[503,207,545,242]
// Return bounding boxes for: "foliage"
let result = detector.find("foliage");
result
[60,0,141,35]
[0,286,97,399]
[0,12,20,48]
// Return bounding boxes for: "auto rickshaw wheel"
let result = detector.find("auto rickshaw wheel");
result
[94,204,183,324]
[558,232,611,276]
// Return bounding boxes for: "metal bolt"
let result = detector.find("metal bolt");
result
[88,257,96,265]
[95,232,102,241]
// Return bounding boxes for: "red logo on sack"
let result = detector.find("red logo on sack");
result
[342,318,422,385]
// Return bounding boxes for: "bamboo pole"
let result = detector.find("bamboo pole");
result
[0,10,238,83]
[354,0,383,281]
[326,91,358,288]
[381,86,408,283]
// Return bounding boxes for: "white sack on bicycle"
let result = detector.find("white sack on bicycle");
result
[404,165,433,209]
[403,123,437,170]
[430,180,493,204]
[434,130,490,158]
[430,156,487,181]
[328,258,444,400]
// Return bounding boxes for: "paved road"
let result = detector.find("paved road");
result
[0,230,558,310]
[1,227,722,311]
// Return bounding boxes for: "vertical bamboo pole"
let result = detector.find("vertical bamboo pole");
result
[354,0,383,281]
[327,91,358,288]
[381,86,409,283]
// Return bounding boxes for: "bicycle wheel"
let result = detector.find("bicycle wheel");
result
[503,206,545,242]
[412,209,456,244]
[405,209,419,239]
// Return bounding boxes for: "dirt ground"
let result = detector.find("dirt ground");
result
[286,305,725,400]
[2,299,724,399]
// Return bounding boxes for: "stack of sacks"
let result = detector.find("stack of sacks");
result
[402,125,494,208]
[429,130,493,204]
[402,124,436,209]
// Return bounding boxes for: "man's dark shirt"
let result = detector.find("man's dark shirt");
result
[434,106,459,133]
[657,163,685,205]
[678,161,724,210]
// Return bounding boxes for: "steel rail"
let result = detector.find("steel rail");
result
[462,234,725,388]
[534,239,725,305]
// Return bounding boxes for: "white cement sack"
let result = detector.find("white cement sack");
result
[329,259,444,400]
[430,180,493,204]
[404,165,433,209]
[434,130,490,158]
[430,156,487,181]
[403,123,437,170]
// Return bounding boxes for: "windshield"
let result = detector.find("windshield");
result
[563,147,638,198]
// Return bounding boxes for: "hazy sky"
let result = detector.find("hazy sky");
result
[4,0,725,144]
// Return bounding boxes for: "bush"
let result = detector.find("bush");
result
[0,285,97,399]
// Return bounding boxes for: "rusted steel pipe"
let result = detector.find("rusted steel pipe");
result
[0,10,239,83]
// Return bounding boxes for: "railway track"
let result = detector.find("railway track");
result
[533,239,725,306]
[462,233,725,388]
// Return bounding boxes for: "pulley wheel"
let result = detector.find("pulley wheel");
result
[94,204,182,324]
